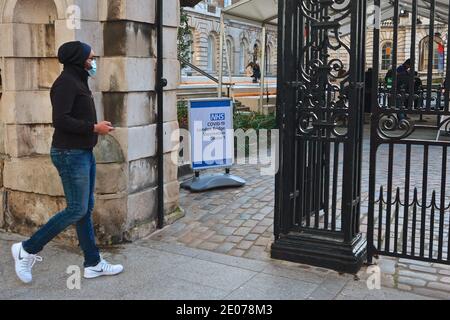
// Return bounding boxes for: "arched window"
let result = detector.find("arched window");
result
[207,35,216,72]
[187,33,193,64]
[253,42,261,63]
[419,35,445,72]
[226,39,233,74]
[239,39,249,73]
[381,42,392,71]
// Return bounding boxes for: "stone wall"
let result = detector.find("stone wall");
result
[0,0,181,245]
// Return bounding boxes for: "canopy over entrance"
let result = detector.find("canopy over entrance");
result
[222,0,278,26]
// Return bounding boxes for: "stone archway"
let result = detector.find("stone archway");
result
[0,0,65,23]
[0,0,64,236]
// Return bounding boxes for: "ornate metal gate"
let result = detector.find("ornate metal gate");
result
[367,0,450,265]
[272,0,368,273]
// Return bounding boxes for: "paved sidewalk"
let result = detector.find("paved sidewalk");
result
[0,231,434,300]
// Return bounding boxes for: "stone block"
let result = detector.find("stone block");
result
[127,186,158,227]
[54,20,103,56]
[99,0,156,24]
[163,27,178,60]
[93,134,125,164]
[129,157,157,194]
[164,151,178,183]
[0,23,14,56]
[163,58,180,91]
[0,159,3,188]
[0,124,5,154]
[3,58,60,91]
[163,0,180,28]
[93,91,104,122]
[163,121,180,153]
[110,124,157,162]
[98,57,156,92]
[93,193,128,243]
[0,91,52,124]
[102,92,155,127]
[3,157,64,196]
[95,162,128,194]
[69,0,100,21]
[164,180,180,214]
[103,20,155,58]
[5,124,53,157]
[0,189,4,228]
[163,90,178,122]
[6,189,66,228]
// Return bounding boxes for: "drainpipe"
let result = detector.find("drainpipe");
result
[156,0,167,229]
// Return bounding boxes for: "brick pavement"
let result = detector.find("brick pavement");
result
[150,124,450,299]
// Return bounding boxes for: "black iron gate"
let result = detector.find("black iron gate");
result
[272,0,368,273]
[367,0,450,265]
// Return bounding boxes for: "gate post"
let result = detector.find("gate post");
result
[271,0,367,274]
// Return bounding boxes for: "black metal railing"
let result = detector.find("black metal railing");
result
[179,57,234,97]
[368,0,450,266]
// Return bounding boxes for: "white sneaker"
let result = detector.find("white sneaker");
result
[11,243,43,284]
[84,259,124,279]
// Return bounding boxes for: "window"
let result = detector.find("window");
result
[419,36,445,72]
[253,42,260,63]
[224,0,232,7]
[225,39,234,74]
[207,35,216,72]
[381,42,392,71]
[239,40,249,73]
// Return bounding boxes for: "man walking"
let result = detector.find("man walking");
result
[11,41,123,284]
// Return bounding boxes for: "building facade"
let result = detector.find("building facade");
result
[0,0,182,246]
[331,14,448,81]
[183,0,278,77]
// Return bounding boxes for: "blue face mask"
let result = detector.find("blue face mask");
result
[87,60,97,77]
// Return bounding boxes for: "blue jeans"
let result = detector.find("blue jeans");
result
[23,147,101,267]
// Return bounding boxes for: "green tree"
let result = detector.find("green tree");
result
[178,8,193,69]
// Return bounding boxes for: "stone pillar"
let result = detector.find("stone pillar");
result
[96,0,181,242]
[0,0,181,245]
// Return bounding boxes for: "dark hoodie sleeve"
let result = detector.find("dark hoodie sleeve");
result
[51,79,95,134]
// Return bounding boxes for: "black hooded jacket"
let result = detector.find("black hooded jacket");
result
[51,41,98,150]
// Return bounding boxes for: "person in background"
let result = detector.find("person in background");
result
[11,41,124,284]
[252,62,261,83]
[364,68,373,114]
[246,62,254,77]
[395,59,412,121]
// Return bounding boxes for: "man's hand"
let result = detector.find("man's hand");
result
[94,121,115,135]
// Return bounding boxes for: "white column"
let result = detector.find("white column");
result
[219,14,225,98]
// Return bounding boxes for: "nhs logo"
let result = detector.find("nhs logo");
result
[210,113,226,121]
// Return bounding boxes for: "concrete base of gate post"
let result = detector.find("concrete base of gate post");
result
[271,232,367,274]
